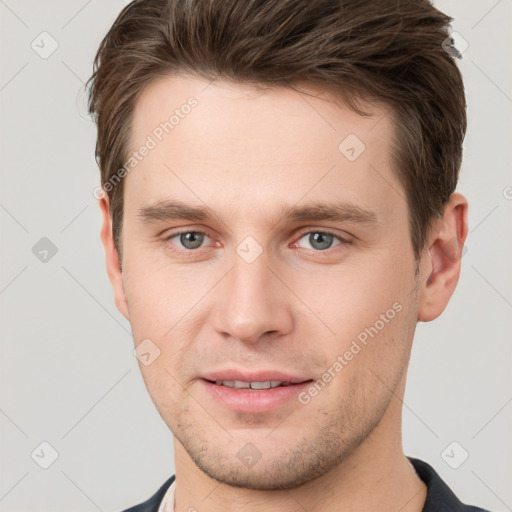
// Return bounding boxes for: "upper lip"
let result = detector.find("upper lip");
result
[201,370,311,384]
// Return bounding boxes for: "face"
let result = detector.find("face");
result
[112,74,423,489]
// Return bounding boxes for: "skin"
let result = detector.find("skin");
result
[99,74,468,512]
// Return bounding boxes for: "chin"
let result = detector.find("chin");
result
[178,428,363,491]
[194,458,328,490]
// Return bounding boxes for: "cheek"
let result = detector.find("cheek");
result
[292,258,413,333]
[138,362,184,430]
[121,251,211,338]
[292,256,417,382]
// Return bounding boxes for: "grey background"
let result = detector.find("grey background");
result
[1,1,511,511]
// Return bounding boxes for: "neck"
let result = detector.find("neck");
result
[172,379,426,512]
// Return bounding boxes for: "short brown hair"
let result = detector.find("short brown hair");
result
[87,0,466,261]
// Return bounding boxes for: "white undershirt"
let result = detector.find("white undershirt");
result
[157,479,176,512]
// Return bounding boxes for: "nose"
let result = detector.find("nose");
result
[211,251,294,345]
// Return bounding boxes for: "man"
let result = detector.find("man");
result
[87,0,490,510]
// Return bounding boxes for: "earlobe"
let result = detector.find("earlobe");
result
[99,196,130,320]
[417,193,468,322]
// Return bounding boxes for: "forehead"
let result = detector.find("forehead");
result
[125,73,402,224]
[130,73,392,160]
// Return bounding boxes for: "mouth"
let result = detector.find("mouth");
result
[206,379,308,390]
[199,373,314,413]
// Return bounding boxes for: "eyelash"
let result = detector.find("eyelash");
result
[163,228,352,254]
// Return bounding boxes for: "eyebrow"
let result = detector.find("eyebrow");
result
[137,199,380,227]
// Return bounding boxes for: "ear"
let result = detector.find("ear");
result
[99,196,129,320]
[417,192,468,322]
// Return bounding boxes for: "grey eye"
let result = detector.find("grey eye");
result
[297,232,340,251]
[175,232,206,250]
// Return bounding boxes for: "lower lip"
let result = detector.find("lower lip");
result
[200,379,313,413]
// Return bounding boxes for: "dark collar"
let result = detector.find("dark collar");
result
[121,474,175,512]
[409,457,489,511]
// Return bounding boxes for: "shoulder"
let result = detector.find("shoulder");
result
[120,475,176,512]
[408,457,491,512]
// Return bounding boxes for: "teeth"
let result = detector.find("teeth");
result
[250,381,271,390]
[215,380,290,389]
